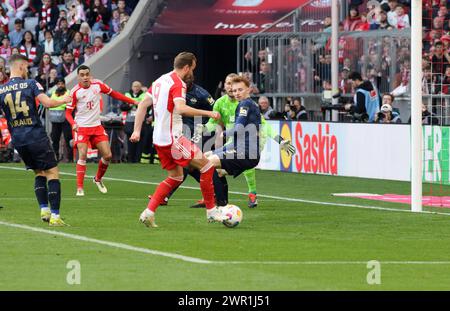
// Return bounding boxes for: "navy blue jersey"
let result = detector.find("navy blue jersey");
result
[183,84,214,135]
[223,97,261,158]
[0,78,46,147]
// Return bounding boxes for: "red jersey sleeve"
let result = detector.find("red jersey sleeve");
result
[67,87,78,111]
[98,81,113,95]
[170,80,186,102]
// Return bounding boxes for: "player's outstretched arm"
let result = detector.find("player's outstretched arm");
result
[130,93,152,143]
[37,93,72,108]
[174,99,220,120]
[109,90,137,105]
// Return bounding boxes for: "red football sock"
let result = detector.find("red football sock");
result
[147,176,183,212]
[95,158,110,181]
[76,160,87,189]
[200,162,216,210]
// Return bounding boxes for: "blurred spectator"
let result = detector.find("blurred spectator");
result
[377,10,393,29]
[117,0,132,16]
[0,37,12,60]
[83,43,94,62]
[422,65,432,94]
[258,96,275,120]
[375,93,402,123]
[355,13,370,31]
[0,56,7,71]
[49,78,73,162]
[339,67,353,94]
[431,41,450,76]
[55,9,67,31]
[0,6,10,37]
[79,22,92,44]
[37,67,58,91]
[36,29,62,65]
[0,68,8,84]
[284,97,307,121]
[255,60,270,94]
[87,0,110,30]
[408,102,439,125]
[442,66,450,93]
[344,6,361,31]
[67,31,85,63]
[54,17,74,50]
[36,52,56,83]
[108,9,120,38]
[8,19,25,48]
[314,16,331,50]
[389,4,410,29]
[344,71,380,122]
[67,0,86,27]
[35,0,59,41]
[19,31,37,66]
[121,80,146,163]
[10,46,19,56]
[4,0,30,21]
[57,50,76,78]
[93,35,103,53]
[374,103,401,123]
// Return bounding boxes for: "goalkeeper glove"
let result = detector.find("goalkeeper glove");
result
[280,139,295,156]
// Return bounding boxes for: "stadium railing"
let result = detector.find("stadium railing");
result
[238,29,410,115]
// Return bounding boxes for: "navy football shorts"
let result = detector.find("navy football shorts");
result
[213,148,260,177]
[15,137,58,171]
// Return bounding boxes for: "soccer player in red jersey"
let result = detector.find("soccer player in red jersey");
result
[66,65,137,196]
[130,52,226,227]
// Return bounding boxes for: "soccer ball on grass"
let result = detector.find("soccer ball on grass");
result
[222,204,243,228]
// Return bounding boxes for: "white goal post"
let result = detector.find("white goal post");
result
[411,0,423,212]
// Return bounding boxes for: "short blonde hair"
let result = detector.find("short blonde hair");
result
[231,76,250,88]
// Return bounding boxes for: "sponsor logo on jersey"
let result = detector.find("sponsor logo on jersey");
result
[239,107,248,116]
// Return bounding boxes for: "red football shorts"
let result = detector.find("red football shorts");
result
[155,136,201,170]
[74,125,109,147]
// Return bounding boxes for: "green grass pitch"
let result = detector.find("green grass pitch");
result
[1,163,450,290]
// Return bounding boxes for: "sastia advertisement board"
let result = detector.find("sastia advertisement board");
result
[258,121,448,184]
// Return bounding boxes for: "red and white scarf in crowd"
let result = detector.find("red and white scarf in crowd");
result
[20,45,37,64]
[41,5,52,26]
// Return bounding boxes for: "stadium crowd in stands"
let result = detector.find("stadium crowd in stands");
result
[244,0,450,123]
[0,0,140,163]
[0,0,139,83]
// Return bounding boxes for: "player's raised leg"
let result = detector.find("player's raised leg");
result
[75,142,88,196]
[93,140,112,194]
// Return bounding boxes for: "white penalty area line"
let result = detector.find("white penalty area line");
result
[1,165,450,217]
[0,220,449,266]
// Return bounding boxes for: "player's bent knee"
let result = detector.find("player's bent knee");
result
[209,154,221,168]
[103,153,112,162]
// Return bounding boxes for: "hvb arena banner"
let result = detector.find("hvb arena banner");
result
[259,121,413,182]
[152,0,317,35]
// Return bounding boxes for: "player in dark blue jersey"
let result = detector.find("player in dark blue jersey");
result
[183,79,215,138]
[208,75,261,178]
[0,54,72,226]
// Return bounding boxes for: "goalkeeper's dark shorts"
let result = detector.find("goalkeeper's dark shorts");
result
[213,148,260,178]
